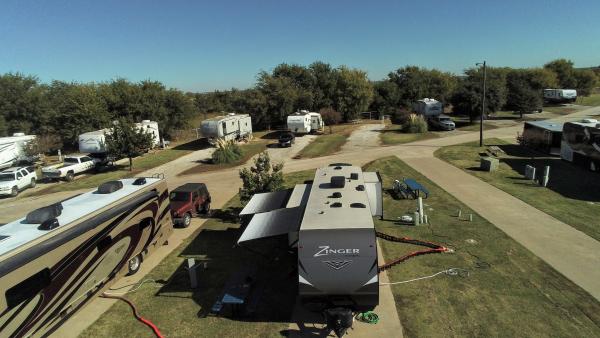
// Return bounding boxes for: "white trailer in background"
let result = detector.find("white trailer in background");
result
[412,98,455,131]
[0,133,36,170]
[544,89,577,103]
[78,120,161,155]
[200,113,253,145]
[287,110,324,134]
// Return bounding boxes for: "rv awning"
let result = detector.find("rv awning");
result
[286,184,312,208]
[239,189,292,216]
[237,207,303,244]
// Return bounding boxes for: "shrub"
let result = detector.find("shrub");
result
[403,114,428,133]
[319,107,342,134]
[239,151,284,203]
[211,139,242,164]
[390,108,412,125]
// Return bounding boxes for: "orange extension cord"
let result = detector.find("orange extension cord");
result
[101,293,164,338]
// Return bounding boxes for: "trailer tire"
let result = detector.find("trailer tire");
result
[127,254,142,275]
[11,186,18,197]
[30,178,36,188]
[65,172,74,182]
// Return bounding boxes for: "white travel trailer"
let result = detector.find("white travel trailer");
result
[413,98,443,117]
[200,113,253,145]
[0,133,36,170]
[78,120,161,154]
[287,110,324,134]
[561,119,600,171]
[544,89,577,103]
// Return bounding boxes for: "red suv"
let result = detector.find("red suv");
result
[169,183,211,227]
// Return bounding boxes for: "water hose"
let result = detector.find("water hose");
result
[101,293,164,338]
[356,311,379,324]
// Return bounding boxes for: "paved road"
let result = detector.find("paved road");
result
[340,122,384,152]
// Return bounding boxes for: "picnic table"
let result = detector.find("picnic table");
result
[211,267,257,317]
[403,178,429,199]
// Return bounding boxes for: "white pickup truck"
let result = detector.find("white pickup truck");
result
[42,155,97,181]
[0,166,37,197]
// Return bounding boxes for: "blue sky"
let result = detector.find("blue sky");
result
[1,0,599,92]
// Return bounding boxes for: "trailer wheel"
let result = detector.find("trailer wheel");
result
[65,172,74,182]
[127,254,142,275]
[30,178,36,188]
[182,212,192,228]
[10,186,18,197]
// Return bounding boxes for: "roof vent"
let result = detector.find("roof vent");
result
[98,181,123,194]
[350,203,366,208]
[133,177,147,185]
[26,203,63,224]
[331,192,342,198]
[330,176,345,188]
[356,185,365,191]
[329,163,351,167]
[350,173,359,180]
[38,218,60,231]
[330,202,342,208]
[334,166,342,170]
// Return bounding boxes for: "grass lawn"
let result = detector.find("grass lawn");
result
[367,157,600,337]
[578,93,600,106]
[379,124,439,145]
[28,139,208,196]
[178,139,268,176]
[435,138,600,241]
[294,123,362,158]
[542,106,580,115]
[452,115,500,132]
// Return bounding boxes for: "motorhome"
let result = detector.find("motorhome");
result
[200,113,253,145]
[413,98,454,130]
[238,164,383,313]
[0,133,36,170]
[78,120,161,155]
[0,176,173,337]
[544,89,577,103]
[561,119,600,171]
[287,110,324,134]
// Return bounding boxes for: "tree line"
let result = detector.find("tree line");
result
[1,58,598,151]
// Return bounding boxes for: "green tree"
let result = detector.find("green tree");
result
[370,80,400,116]
[257,73,307,128]
[544,59,577,88]
[309,61,337,109]
[506,70,543,118]
[451,67,507,123]
[104,118,155,171]
[387,66,457,108]
[319,107,342,133]
[333,66,373,121]
[573,69,598,96]
[239,151,284,203]
[0,73,49,134]
[0,115,6,137]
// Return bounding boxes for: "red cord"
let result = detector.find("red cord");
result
[101,293,164,338]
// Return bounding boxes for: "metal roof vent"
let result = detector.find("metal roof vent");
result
[26,203,63,224]
[329,163,352,167]
[38,218,60,231]
[356,185,365,191]
[350,173,359,180]
[330,176,345,188]
[350,203,366,208]
[330,202,342,208]
[133,177,147,185]
[98,181,123,194]
[334,166,342,170]
[331,192,342,198]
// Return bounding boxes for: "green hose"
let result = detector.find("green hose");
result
[356,311,379,324]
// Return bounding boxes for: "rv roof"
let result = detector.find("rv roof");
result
[300,165,374,231]
[0,177,162,257]
[568,119,600,128]
[204,114,249,122]
[525,120,564,132]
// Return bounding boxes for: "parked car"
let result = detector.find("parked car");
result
[278,131,296,147]
[0,166,37,197]
[41,155,97,181]
[169,183,211,227]
[428,114,455,131]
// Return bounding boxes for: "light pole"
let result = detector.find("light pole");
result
[476,61,487,147]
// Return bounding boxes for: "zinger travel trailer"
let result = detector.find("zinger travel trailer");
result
[561,119,600,171]
[286,110,324,134]
[0,176,173,337]
[544,89,577,103]
[0,133,36,170]
[200,113,253,145]
[78,120,161,155]
[238,165,383,330]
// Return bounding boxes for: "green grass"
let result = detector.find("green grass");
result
[294,123,360,158]
[578,93,600,106]
[178,140,267,176]
[379,124,439,145]
[435,139,600,241]
[366,157,600,337]
[542,106,579,115]
[80,171,315,338]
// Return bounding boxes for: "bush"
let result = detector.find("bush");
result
[403,114,428,133]
[212,139,242,164]
[239,151,284,203]
[390,108,412,125]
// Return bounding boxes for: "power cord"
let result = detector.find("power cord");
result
[380,267,470,286]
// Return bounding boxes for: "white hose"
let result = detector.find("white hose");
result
[379,268,469,286]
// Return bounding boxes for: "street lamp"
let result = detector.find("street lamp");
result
[476,61,487,147]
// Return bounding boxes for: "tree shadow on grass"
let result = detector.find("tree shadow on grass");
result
[173,138,210,151]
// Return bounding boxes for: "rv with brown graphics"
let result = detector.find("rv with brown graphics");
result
[0,177,173,337]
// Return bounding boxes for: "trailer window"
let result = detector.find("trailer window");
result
[5,268,51,309]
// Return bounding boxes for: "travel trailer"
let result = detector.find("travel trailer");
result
[78,120,161,155]
[561,119,600,171]
[0,133,36,170]
[521,121,564,155]
[0,176,173,337]
[544,89,577,103]
[287,110,324,134]
[238,164,383,311]
[200,113,253,145]
[413,98,443,117]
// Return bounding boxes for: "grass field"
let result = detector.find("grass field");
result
[294,123,362,158]
[178,139,268,176]
[367,157,600,337]
[578,93,600,106]
[82,158,600,337]
[435,138,600,241]
[452,115,500,131]
[379,124,439,145]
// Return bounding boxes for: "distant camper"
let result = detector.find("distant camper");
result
[78,120,161,155]
[200,113,253,145]
[543,89,577,103]
[286,110,324,134]
[561,119,600,171]
[413,98,443,117]
[0,133,36,170]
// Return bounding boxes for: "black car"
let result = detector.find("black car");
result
[278,131,295,147]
